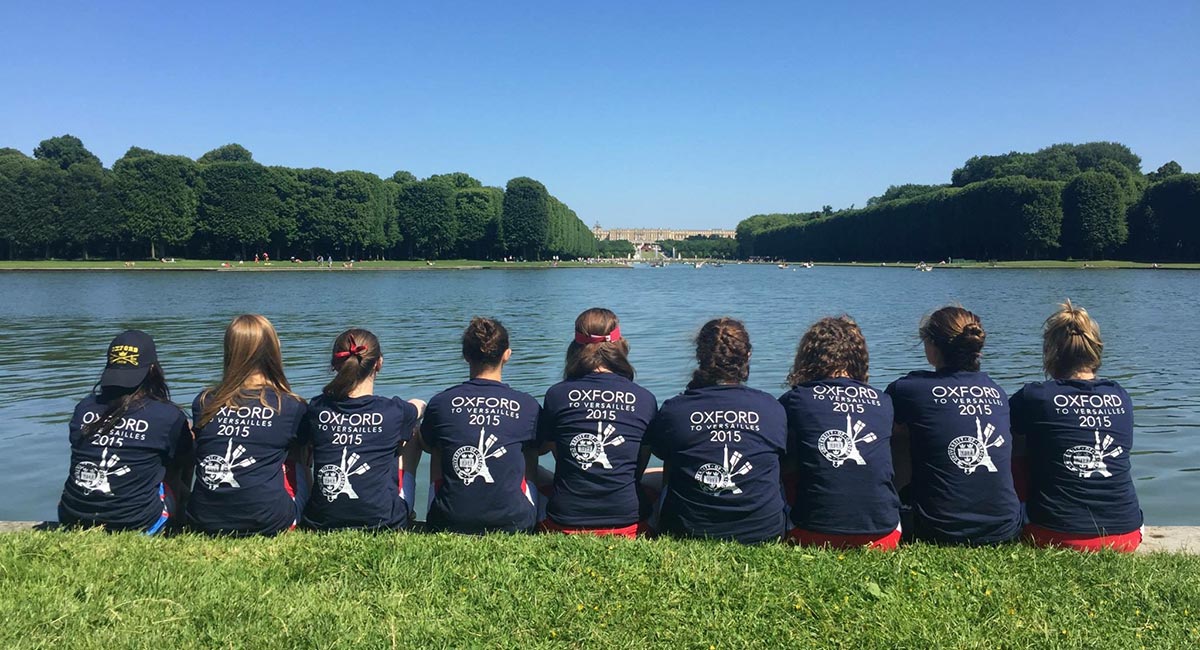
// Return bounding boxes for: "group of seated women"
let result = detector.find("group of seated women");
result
[59,301,1142,552]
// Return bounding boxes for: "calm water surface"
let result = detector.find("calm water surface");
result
[1,265,1196,523]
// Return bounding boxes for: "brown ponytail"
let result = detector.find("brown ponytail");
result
[919,306,986,372]
[689,318,751,389]
[462,317,509,367]
[564,308,635,380]
[1042,299,1103,378]
[323,328,381,400]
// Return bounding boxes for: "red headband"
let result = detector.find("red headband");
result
[574,326,621,345]
[333,335,368,360]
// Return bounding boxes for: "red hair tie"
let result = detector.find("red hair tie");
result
[574,326,621,345]
[333,335,368,360]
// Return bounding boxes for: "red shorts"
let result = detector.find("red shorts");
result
[540,518,639,539]
[1023,523,1142,553]
[788,526,901,550]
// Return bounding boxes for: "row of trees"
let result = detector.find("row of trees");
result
[737,142,1197,261]
[0,137,597,260]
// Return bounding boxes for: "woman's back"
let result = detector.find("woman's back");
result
[422,378,540,534]
[60,395,189,530]
[187,388,307,535]
[649,384,787,544]
[1011,378,1140,535]
[780,377,899,536]
[887,369,1021,544]
[539,372,657,527]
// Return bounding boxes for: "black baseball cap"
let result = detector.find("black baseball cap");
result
[99,330,158,389]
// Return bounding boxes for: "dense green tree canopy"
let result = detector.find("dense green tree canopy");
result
[0,136,595,261]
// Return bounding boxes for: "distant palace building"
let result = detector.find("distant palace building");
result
[591,225,736,244]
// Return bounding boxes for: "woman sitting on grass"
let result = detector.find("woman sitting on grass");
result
[779,316,901,549]
[537,308,658,538]
[420,317,541,534]
[59,330,192,534]
[300,329,425,531]
[186,315,307,536]
[646,318,787,544]
[1010,301,1142,552]
[886,306,1021,545]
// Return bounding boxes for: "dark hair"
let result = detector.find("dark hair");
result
[462,317,510,367]
[84,364,171,438]
[323,328,382,400]
[564,307,635,380]
[689,318,751,389]
[919,306,985,372]
[787,316,869,386]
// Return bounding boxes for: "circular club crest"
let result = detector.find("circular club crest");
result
[947,436,985,471]
[199,454,232,488]
[817,429,854,467]
[451,446,483,481]
[316,464,348,499]
[694,463,729,494]
[1063,445,1102,475]
[569,433,602,464]
[72,461,105,493]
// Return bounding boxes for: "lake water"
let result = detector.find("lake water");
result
[1,265,1196,524]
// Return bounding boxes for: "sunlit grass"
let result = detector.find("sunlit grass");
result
[1,531,1197,648]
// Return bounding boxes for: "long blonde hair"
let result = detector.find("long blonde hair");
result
[197,314,301,426]
[1043,299,1103,378]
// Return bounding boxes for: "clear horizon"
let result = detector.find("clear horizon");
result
[1,1,1196,229]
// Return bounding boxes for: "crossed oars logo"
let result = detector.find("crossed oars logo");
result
[818,414,878,468]
[947,417,1004,474]
[318,447,372,500]
[569,421,626,470]
[694,444,754,495]
[72,447,131,495]
[200,438,258,488]
[1064,430,1124,478]
[452,427,507,485]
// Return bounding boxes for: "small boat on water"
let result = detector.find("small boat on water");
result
[778,262,789,269]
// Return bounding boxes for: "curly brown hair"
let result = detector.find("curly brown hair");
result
[564,308,635,380]
[786,316,869,386]
[688,318,751,389]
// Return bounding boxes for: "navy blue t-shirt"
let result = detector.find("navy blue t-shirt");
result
[886,370,1021,544]
[779,378,900,536]
[1010,379,1141,535]
[538,372,658,527]
[186,388,307,535]
[59,395,191,530]
[300,394,420,531]
[647,384,787,544]
[422,379,540,534]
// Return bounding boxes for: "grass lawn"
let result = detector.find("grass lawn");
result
[0,259,621,272]
[1,532,1197,649]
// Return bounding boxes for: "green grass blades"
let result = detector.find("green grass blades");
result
[1,531,1198,649]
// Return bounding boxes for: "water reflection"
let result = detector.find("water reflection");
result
[1,266,1196,523]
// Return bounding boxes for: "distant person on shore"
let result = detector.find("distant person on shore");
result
[779,316,900,549]
[1010,301,1142,552]
[646,318,787,544]
[58,331,192,534]
[537,308,658,538]
[300,329,425,531]
[420,318,541,534]
[887,307,1021,545]
[186,315,307,536]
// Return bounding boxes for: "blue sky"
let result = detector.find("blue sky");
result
[1,1,1196,228]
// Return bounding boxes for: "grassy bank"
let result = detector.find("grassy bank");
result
[0,259,628,272]
[1,532,1197,648]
